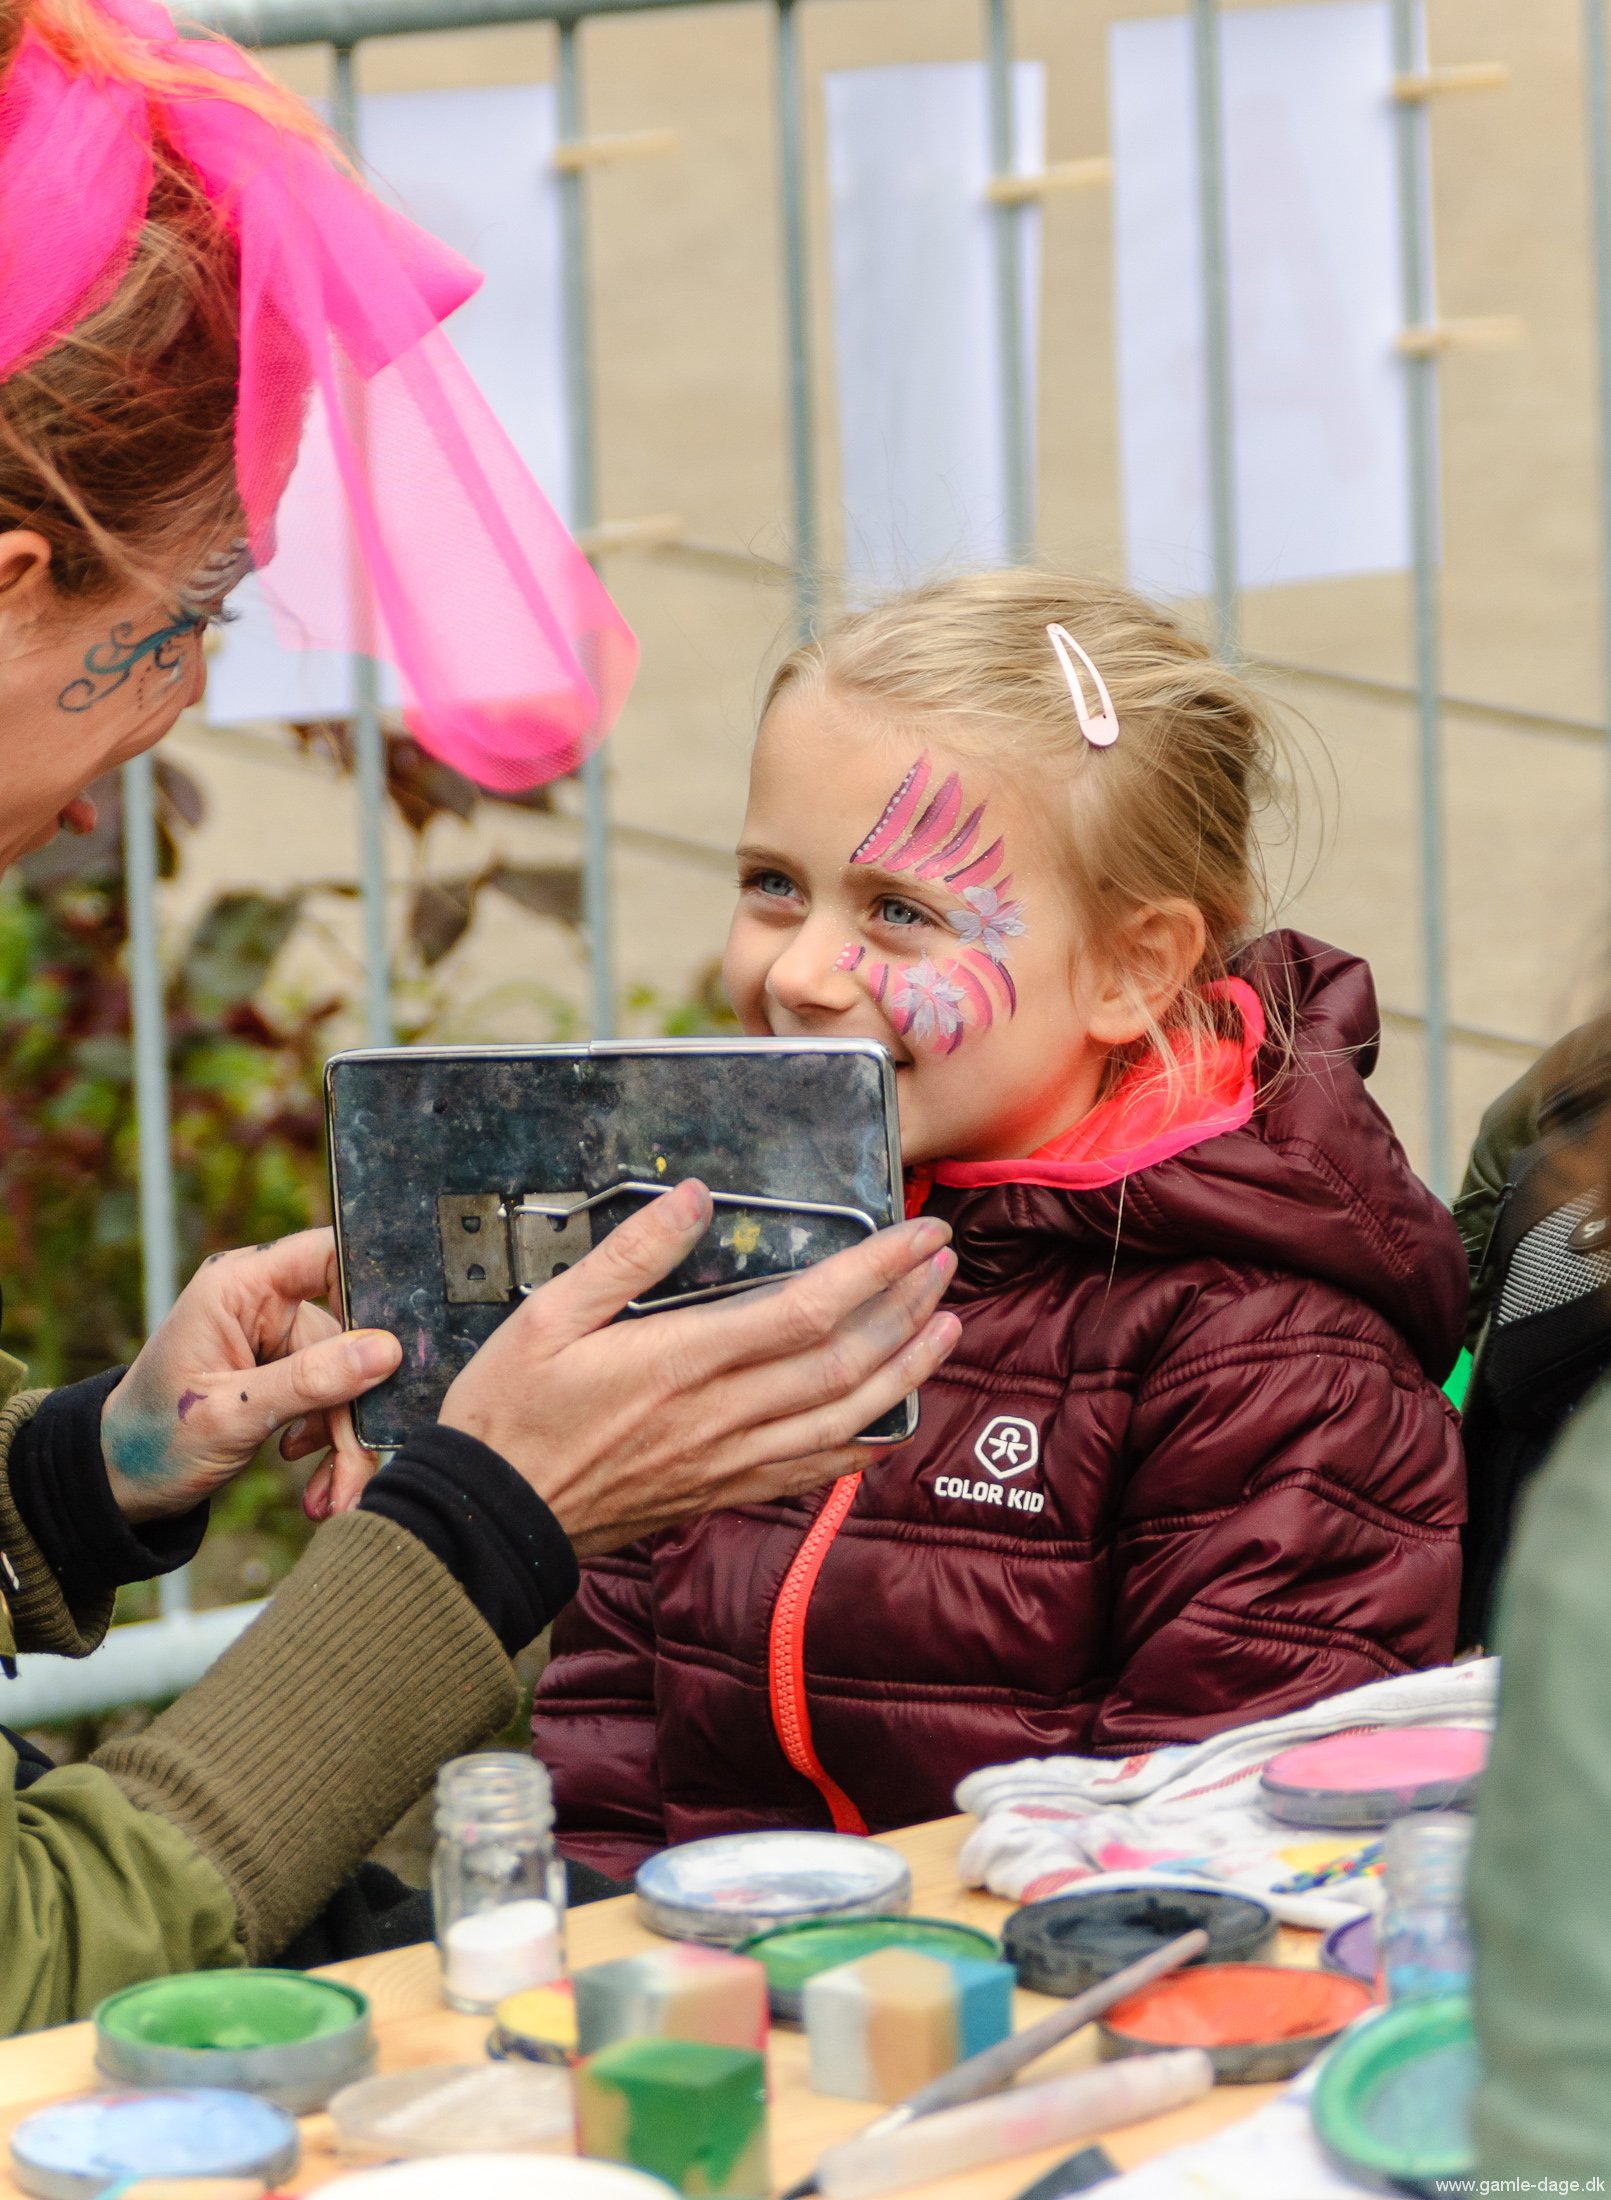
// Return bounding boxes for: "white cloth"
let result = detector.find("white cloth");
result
[1094,2066,1373,2196]
[955,1661,1497,1930]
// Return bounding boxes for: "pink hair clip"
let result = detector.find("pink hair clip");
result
[1047,623,1120,748]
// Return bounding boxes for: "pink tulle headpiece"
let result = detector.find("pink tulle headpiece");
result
[0,0,635,791]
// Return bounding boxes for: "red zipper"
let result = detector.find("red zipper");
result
[767,1474,868,1835]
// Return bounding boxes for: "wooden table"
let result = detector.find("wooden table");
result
[0,1818,1307,2197]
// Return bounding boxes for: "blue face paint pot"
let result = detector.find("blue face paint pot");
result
[9,2087,300,2200]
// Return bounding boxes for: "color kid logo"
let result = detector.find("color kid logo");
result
[933,1415,1045,1513]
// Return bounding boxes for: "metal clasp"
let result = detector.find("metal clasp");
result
[437,1182,876,1311]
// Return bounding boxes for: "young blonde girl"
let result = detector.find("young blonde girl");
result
[534,571,1467,1871]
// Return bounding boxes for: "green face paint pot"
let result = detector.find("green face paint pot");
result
[1310,1992,1477,2195]
[94,1967,375,2113]
[737,1916,1001,2021]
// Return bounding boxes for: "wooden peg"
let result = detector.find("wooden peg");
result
[552,128,680,174]
[986,156,1113,206]
[575,513,684,558]
[1397,316,1524,357]
[1393,62,1510,102]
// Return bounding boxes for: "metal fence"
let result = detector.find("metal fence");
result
[10,0,1611,1723]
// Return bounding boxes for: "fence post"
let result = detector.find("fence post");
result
[774,0,818,634]
[985,0,1032,563]
[122,754,188,1617]
[331,42,395,1048]
[1190,0,1240,661]
[1585,0,1611,911]
[1390,0,1451,1199]
[558,14,617,1038]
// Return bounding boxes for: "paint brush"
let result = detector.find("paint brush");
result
[779,1925,1208,2200]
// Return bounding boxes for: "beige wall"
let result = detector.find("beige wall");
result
[169,0,1611,1186]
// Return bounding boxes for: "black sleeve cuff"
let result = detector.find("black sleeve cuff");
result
[359,1426,580,1656]
[8,1369,210,1607]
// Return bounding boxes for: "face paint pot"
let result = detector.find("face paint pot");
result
[738,1916,1001,2021]
[1259,1728,1488,1829]
[94,1969,374,2112]
[1098,1963,1373,2083]
[330,2063,575,2160]
[1320,1913,1378,1988]
[1310,1993,1476,2194]
[9,2088,299,2199]
[1001,1887,1276,1999]
[635,1832,912,1947]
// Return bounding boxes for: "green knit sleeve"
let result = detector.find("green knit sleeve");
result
[1471,1376,1611,2178]
[0,1738,243,2036]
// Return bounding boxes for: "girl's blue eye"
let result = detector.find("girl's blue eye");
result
[878,896,929,929]
[747,870,798,900]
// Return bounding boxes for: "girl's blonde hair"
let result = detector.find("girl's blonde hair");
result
[764,570,1293,1094]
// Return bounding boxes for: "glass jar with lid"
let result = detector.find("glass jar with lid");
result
[1378,1811,1473,2003]
[432,1752,566,2012]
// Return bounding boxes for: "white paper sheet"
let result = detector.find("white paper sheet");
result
[826,60,1044,594]
[205,81,569,728]
[1110,1,1415,599]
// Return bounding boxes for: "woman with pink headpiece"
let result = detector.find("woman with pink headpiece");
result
[0,0,959,2028]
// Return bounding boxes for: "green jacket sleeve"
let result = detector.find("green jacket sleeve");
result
[0,1740,243,2035]
[0,1345,518,2029]
[1470,1376,1611,2178]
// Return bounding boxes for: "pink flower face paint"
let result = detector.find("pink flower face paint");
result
[846,753,1026,1057]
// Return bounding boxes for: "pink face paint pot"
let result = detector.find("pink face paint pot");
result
[1260,1728,1488,1829]
[1097,1963,1373,2083]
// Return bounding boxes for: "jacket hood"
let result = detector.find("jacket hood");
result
[922,930,1468,1378]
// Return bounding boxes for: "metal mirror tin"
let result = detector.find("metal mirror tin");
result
[326,1036,910,1451]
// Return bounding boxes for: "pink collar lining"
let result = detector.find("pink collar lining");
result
[930,976,1266,1194]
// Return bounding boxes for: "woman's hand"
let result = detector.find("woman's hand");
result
[440,1178,960,1557]
[101,1230,400,1524]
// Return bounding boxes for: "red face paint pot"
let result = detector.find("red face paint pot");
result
[1260,1728,1488,1829]
[1098,1963,1373,2083]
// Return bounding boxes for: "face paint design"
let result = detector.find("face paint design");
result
[845,753,1026,1057]
[57,609,204,713]
[57,541,253,715]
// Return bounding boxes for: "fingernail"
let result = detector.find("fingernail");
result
[283,1417,306,1450]
[667,1179,709,1227]
[349,1330,397,1378]
[930,1248,956,1285]
[911,1218,951,1256]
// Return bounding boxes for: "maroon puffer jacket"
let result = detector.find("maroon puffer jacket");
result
[533,933,1468,1876]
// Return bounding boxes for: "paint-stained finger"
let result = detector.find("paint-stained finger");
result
[202,1226,341,1314]
[322,1401,380,1512]
[227,1326,401,1438]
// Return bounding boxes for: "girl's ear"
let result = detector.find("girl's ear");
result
[1084,899,1208,1047]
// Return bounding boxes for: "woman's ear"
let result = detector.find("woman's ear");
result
[0,531,55,621]
[1084,900,1209,1048]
